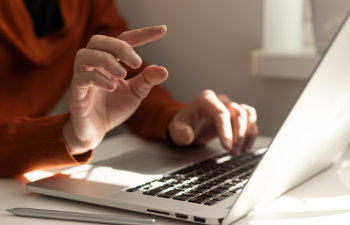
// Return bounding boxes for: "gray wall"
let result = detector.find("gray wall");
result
[117,0,306,136]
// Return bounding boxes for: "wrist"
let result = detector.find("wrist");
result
[62,118,88,155]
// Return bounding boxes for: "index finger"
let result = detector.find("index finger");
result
[195,90,233,152]
[118,25,167,47]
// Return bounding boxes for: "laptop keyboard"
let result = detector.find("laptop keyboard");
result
[126,151,264,206]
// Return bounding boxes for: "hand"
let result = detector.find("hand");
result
[63,25,168,155]
[168,90,258,155]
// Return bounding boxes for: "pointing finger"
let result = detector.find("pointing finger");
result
[118,25,167,47]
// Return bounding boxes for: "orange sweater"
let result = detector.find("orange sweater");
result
[0,0,185,177]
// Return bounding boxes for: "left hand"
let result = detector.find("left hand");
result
[63,26,168,155]
[168,90,258,155]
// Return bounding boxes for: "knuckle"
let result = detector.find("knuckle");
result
[239,107,248,118]
[118,39,132,52]
[105,53,117,67]
[217,94,228,100]
[119,31,127,37]
[229,101,240,108]
[75,48,87,59]
[217,107,230,119]
[201,89,215,97]
[250,107,257,115]
[91,70,99,78]
[198,89,216,102]
[88,34,103,46]
[229,102,241,114]
[243,104,256,112]
[74,49,88,71]
[216,107,226,115]
[242,104,258,121]
[240,107,248,116]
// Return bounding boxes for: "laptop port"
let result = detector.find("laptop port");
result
[194,216,206,223]
[147,209,170,216]
[175,213,188,219]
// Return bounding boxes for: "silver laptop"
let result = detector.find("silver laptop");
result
[27,13,350,225]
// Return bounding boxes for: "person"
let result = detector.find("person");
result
[0,0,258,178]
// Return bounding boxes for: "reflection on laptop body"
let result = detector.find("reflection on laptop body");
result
[27,13,350,225]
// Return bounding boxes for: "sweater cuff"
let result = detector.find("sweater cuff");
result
[1,113,93,177]
[37,113,93,167]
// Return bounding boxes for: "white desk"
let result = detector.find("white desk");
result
[1,133,350,225]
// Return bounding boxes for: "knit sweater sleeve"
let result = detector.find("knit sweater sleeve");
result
[0,0,183,178]
[0,113,92,178]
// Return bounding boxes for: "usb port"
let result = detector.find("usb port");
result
[175,213,188,219]
[194,216,206,223]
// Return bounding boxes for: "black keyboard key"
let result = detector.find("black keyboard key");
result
[198,184,213,189]
[187,188,203,195]
[204,200,219,206]
[143,190,161,196]
[157,193,172,198]
[201,191,218,198]
[221,191,235,197]
[176,165,200,175]
[210,188,224,194]
[219,184,233,189]
[173,194,192,201]
[128,151,263,205]
[212,195,227,202]
[211,176,227,183]
[126,187,138,192]
[188,195,212,204]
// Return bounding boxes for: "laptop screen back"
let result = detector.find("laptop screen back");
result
[224,13,350,225]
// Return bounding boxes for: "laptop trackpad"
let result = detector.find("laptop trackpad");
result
[94,151,185,174]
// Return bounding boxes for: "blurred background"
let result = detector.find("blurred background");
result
[52,0,350,137]
[118,0,306,136]
[117,0,350,136]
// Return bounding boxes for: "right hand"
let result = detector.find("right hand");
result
[63,25,168,155]
[168,90,258,156]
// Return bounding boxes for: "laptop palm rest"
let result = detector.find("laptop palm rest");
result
[93,151,186,174]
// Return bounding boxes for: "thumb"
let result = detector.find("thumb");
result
[127,65,168,99]
[168,116,195,146]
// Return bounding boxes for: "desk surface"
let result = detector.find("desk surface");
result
[1,133,350,225]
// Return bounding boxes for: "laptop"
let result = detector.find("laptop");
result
[27,13,350,225]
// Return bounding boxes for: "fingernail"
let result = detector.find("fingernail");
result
[153,25,166,32]
[132,53,142,67]
[117,66,127,76]
[223,139,232,151]
[109,84,117,92]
